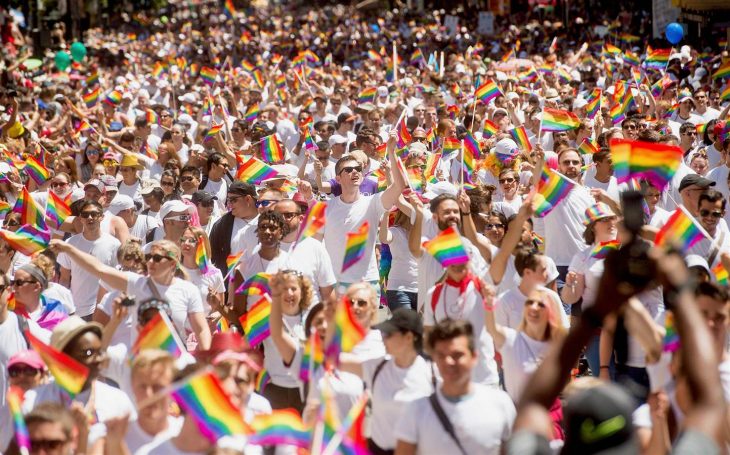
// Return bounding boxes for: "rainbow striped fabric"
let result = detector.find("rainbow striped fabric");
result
[236,273,272,297]
[578,138,599,155]
[260,135,285,163]
[534,166,575,218]
[85,71,99,86]
[325,297,367,359]
[422,226,470,267]
[654,208,705,252]
[610,138,682,191]
[195,236,212,275]
[721,83,730,101]
[24,155,51,185]
[83,87,100,108]
[13,187,47,231]
[145,109,159,125]
[6,386,30,453]
[645,46,671,68]
[462,132,480,172]
[299,333,324,382]
[342,221,369,273]
[713,262,729,285]
[104,90,122,106]
[368,49,383,63]
[712,61,730,80]
[244,103,259,122]
[424,153,441,183]
[236,157,279,184]
[358,87,377,104]
[410,48,425,66]
[204,123,223,142]
[541,108,581,132]
[223,0,236,18]
[248,409,310,449]
[482,120,498,138]
[255,368,271,393]
[590,240,620,259]
[442,137,460,155]
[26,330,89,397]
[239,297,271,347]
[584,88,602,119]
[509,126,532,152]
[171,370,250,442]
[662,311,680,353]
[131,312,184,358]
[475,79,502,104]
[0,224,50,256]
[397,117,412,149]
[199,66,218,85]
[294,201,326,245]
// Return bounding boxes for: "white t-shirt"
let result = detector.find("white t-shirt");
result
[496,286,570,330]
[130,214,160,240]
[659,162,695,212]
[424,281,499,386]
[263,312,306,388]
[280,237,337,303]
[204,178,228,211]
[118,180,142,203]
[125,415,184,454]
[385,227,419,292]
[352,329,386,361]
[230,215,259,257]
[323,193,386,283]
[43,282,76,315]
[57,233,121,317]
[182,265,225,313]
[582,171,620,201]
[0,313,49,408]
[499,328,551,401]
[542,185,594,266]
[363,355,434,449]
[395,384,516,455]
[686,227,730,267]
[97,290,133,347]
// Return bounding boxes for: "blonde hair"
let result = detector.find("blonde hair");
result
[346,282,378,325]
[31,254,55,282]
[131,349,175,376]
[150,239,189,280]
[184,226,212,258]
[517,290,567,342]
[281,271,315,313]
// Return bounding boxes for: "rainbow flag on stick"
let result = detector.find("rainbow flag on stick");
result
[0,225,50,256]
[533,167,575,218]
[244,103,259,122]
[508,126,532,152]
[585,88,602,119]
[424,153,441,183]
[342,222,369,273]
[13,187,48,231]
[248,409,311,449]
[325,297,367,359]
[199,66,218,86]
[204,123,223,142]
[7,386,30,454]
[236,273,272,297]
[578,138,599,155]
[26,330,89,397]
[713,262,729,285]
[541,108,581,132]
[260,135,285,163]
[223,0,236,18]
[397,117,412,149]
[294,201,326,246]
[462,132,480,172]
[662,311,679,352]
[357,87,377,104]
[23,155,51,186]
[654,208,706,252]
[83,87,100,108]
[475,80,502,104]
[590,240,620,259]
[482,120,498,138]
[720,83,730,101]
[131,311,185,358]
[236,157,279,184]
[442,137,460,155]
[46,191,71,230]
[171,370,250,442]
[610,138,682,191]
[299,333,324,382]
[239,297,271,347]
[195,236,212,275]
[645,47,671,69]
[711,61,730,80]
[255,369,271,393]
[422,226,470,267]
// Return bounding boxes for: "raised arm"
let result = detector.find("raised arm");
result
[378,211,393,245]
[267,273,299,364]
[49,239,128,291]
[407,194,425,258]
[490,197,534,285]
[457,190,493,263]
[380,131,407,210]
[481,283,507,348]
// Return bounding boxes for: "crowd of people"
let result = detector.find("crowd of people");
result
[0,1,729,454]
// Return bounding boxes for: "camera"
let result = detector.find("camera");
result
[120,295,137,307]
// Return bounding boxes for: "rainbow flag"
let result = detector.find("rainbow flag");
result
[604,43,621,55]
[713,262,729,285]
[7,386,30,453]
[131,311,184,358]
[248,409,310,448]
[721,83,730,101]
[358,87,377,104]
[303,127,317,150]
[236,157,279,184]
[0,200,10,217]
[422,226,470,268]
[0,224,50,256]
[223,0,236,18]
[610,139,682,190]
[85,71,99,87]
[475,80,502,104]
[534,166,575,218]
[215,317,229,333]
[299,333,324,382]
[46,191,71,230]
[171,370,250,442]
[712,61,730,80]
[623,51,641,67]
[519,67,538,82]
[239,297,271,347]
[260,135,285,163]
[424,153,441,184]
[151,62,165,78]
[585,88,602,119]
[204,123,223,142]
[195,236,212,275]
[236,273,272,297]
[541,108,581,132]
[104,90,122,106]
[662,311,679,353]
[146,109,159,125]
[295,201,326,245]
[590,240,620,259]
[75,119,92,135]
[199,66,218,86]
[24,155,51,185]
[655,208,705,252]
[645,47,671,68]
[255,368,271,393]
[386,57,395,82]
[462,132,480,172]
[342,221,369,273]
[508,126,532,152]
[244,103,259,122]
[26,330,89,397]
[442,137,460,155]
[368,49,383,63]
[482,120,498,138]
[406,166,423,192]
[609,103,626,125]
[651,75,672,97]
[252,69,265,89]
[578,138,599,155]
[328,394,369,454]
[410,48,425,66]
[83,87,100,108]
[325,297,367,359]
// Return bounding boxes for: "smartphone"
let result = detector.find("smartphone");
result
[120,295,136,307]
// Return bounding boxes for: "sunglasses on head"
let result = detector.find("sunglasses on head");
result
[340,165,363,175]
[165,215,191,222]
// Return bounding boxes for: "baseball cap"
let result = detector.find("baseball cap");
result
[583,203,617,226]
[191,190,218,205]
[678,174,715,193]
[140,182,162,196]
[493,108,509,118]
[8,350,45,370]
[84,179,105,193]
[423,180,457,200]
[494,138,520,162]
[685,254,710,275]
[50,316,104,352]
[228,181,257,198]
[159,200,194,220]
[108,194,135,215]
[373,308,423,336]
[409,142,428,155]
[337,113,357,125]
[329,134,348,146]
[100,174,118,191]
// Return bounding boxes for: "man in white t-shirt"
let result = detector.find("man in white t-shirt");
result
[323,136,406,295]
[203,153,231,212]
[686,190,730,263]
[396,319,515,454]
[58,201,120,319]
[582,150,619,201]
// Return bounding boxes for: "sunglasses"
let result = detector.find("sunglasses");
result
[103,159,119,167]
[12,279,37,287]
[180,237,198,245]
[699,209,723,219]
[145,253,171,263]
[79,211,102,219]
[161,181,175,187]
[51,181,69,188]
[255,200,277,208]
[181,176,196,182]
[499,177,516,184]
[340,165,363,175]
[165,215,191,222]
[280,212,301,219]
[486,223,504,230]
[4,221,19,227]
[348,298,370,308]
[74,348,104,360]
[8,366,40,377]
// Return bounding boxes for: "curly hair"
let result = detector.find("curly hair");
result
[256,210,289,237]
[280,270,315,313]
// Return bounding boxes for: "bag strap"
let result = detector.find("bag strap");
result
[707,231,725,268]
[146,277,164,301]
[428,392,468,455]
[370,358,388,393]
[16,313,30,348]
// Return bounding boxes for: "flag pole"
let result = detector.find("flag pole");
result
[439,51,445,78]
[393,42,398,84]
[460,139,465,189]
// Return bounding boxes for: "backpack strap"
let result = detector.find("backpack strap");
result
[428,392,468,455]
[145,227,157,244]
[430,282,444,315]
[146,277,164,301]
[371,358,388,393]
[16,314,30,348]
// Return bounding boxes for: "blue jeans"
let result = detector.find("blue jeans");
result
[386,290,417,311]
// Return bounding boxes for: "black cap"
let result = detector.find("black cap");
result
[228,181,257,198]
[678,174,715,193]
[373,308,423,335]
[191,190,218,205]
[562,384,638,454]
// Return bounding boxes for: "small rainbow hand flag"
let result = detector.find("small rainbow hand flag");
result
[244,103,259,122]
[534,166,575,218]
[711,61,730,80]
[610,138,682,191]
[46,191,71,230]
[0,200,10,217]
[255,368,271,393]
[475,79,502,104]
[260,135,285,163]
[325,297,367,359]
[131,311,185,358]
[248,409,311,448]
[223,0,236,18]
[195,236,212,275]
[225,252,243,278]
[342,221,369,273]
[541,108,581,132]
[590,240,620,259]
[204,123,223,142]
[236,273,272,297]
[585,88,602,119]
[26,330,89,397]
[654,208,705,252]
[199,66,218,86]
[0,224,50,256]
[83,87,100,108]
[239,297,271,347]
[397,117,412,149]
[713,262,729,285]
[424,153,442,183]
[294,201,326,246]
[299,333,324,382]
[358,87,377,104]
[236,157,279,184]
[13,187,48,231]
[104,90,122,106]
[171,370,251,442]
[508,125,532,152]
[422,226,470,267]
[24,155,51,186]
[578,138,599,155]
[662,311,680,352]
[482,120,498,138]
[145,109,159,125]
[7,386,30,453]
[462,132,481,172]
[442,137,461,155]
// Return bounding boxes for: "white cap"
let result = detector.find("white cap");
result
[506,92,519,101]
[685,254,710,275]
[178,92,197,104]
[573,98,588,109]
[423,181,457,200]
[328,134,348,146]
[70,188,86,204]
[108,194,135,215]
[159,200,193,220]
[494,137,521,156]
[377,86,388,97]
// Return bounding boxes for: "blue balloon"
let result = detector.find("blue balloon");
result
[665,22,684,45]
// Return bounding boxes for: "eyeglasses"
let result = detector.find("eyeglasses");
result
[499,177,516,184]
[255,200,277,208]
[30,439,68,451]
[86,149,99,155]
[340,165,363,175]
[561,160,582,166]
[348,298,370,308]
[279,212,301,219]
[79,211,102,219]
[165,215,191,222]
[623,125,637,130]
[12,279,37,287]
[51,181,69,188]
[217,162,230,169]
[181,176,196,182]
[145,253,171,263]
[228,196,242,204]
[486,223,504,230]
[700,209,723,219]
[161,181,175,187]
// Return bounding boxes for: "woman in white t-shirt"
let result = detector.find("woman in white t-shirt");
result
[48,238,212,351]
[485,288,567,402]
[379,208,418,311]
[493,168,524,215]
[179,226,225,313]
